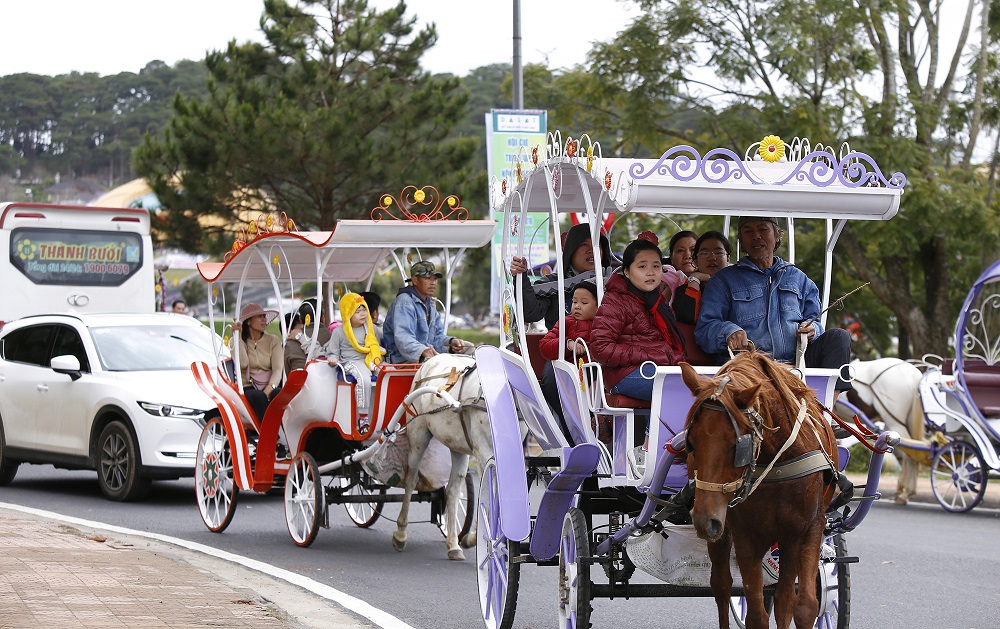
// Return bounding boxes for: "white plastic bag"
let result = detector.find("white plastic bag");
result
[626,525,778,587]
[362,428,452,491]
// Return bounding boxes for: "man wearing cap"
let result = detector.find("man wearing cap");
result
[383,261,472,363]
[694,216,852,395]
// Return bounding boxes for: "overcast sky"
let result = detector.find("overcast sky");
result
[0,0,639,77]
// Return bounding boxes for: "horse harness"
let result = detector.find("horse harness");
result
[407,363,485,451]
[689,376,838,508]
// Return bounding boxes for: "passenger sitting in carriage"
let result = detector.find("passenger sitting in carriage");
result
[284,298,332,373]
[590,232,688,474]
[383,260,472,363]
[322,292,386,412]
[359,291,383,341]
[538,281,599,363]
[694,216,852,399]
[673,230,732,324]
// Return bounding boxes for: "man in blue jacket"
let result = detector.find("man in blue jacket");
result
[694,216,851,396]
[384,260,471,363]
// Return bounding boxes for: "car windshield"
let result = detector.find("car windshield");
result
[90,323,219,372]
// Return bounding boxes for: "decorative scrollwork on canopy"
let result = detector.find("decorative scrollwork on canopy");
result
[962,293,1000,365]
[774,149,907,189]
[629,145,758,184]
[224,212,296,263]
[370,185,469,222]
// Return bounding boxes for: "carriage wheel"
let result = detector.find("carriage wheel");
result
[815,533,851,629]
[342,474,385,528]
[436,471,476,540]
[931,440,987,513]
[195,418,239,532]
[476,459,520,629]
[728,592,773,628]
[558,507,592,629]
[285,452,325,547]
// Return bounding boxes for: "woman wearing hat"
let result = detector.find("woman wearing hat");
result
[233,302,283,422]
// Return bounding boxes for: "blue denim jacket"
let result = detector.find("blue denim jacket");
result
[694,257,823,363]
[383,286,450,363]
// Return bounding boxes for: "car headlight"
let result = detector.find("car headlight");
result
[139,401,207,425]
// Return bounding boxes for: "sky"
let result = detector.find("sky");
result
[0,0,639,77]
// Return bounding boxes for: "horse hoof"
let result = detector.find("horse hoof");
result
[460,533,477,549]
[894,494,908,506]
[448,548,466,561]
[392,535,406,552]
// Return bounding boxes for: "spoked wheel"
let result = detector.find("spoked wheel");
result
[195,418,239,532]
[341,472,385,528]
[815,533,851,629]
[558,507,592,629]
[729,594,774,629]
[931,440,987,513]
[477,458,520,629]
[285,452,325,547]
[436,471,476,540]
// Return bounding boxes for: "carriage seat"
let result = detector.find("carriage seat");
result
[518,332,547,380]
[944,359,1000,416]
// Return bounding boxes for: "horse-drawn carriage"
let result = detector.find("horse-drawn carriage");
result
[476,133,904,628]
[840,261,1000,513]
[188,187,494,547]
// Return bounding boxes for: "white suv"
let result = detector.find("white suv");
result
[0,313,221,501]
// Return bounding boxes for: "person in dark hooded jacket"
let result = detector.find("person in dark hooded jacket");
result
[509,222,614,329]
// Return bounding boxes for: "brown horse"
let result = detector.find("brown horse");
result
[680,351,839,629]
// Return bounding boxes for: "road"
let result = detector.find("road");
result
[1,464,998,628]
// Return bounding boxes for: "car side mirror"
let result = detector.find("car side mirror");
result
[51,354,83,381]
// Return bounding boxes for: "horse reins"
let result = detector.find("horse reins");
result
[406,363,484,451]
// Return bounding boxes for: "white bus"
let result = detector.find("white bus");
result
[0,203,155,325]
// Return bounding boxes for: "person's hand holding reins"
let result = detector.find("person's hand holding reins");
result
[727,329,751,351]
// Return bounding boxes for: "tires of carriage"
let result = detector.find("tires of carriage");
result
[930,438,988,513]
[728,533,851,629]
[431,470,476,541]
[476,457,520,629]
[195,418,240,533]
[340,470,386,528]
[284,451,326,547]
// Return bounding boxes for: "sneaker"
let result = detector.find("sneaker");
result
[627,446,647,477]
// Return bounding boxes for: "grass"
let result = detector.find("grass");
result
[450,329,499,347]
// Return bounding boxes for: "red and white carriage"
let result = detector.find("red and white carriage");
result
[188,187,495,546]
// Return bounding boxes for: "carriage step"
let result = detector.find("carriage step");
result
[828,556,859,565]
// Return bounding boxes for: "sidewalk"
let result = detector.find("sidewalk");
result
[0,508,377,629]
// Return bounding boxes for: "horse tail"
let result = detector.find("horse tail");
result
[908,386,925,441]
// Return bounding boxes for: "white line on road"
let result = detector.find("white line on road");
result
[0,501,416,629]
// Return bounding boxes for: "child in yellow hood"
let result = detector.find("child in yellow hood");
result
[323,292,386,412]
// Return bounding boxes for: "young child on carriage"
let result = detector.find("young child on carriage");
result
[322,292,386,422]
[538,280,599,363]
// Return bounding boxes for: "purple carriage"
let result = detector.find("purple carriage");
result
[476,133,905,628]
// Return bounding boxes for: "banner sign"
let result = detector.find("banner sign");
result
[10,228,144,286]
[486,108,548,314]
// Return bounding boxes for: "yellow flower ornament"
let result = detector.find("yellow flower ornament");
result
[758,135,785,162]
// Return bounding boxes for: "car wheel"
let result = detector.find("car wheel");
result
[97,420,151,501]
[0,419,20,485]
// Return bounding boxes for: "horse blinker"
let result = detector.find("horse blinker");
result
[734,433,754,468]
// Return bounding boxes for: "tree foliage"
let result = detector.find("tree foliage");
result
[583,0,1000,358]
[134,0,482,255]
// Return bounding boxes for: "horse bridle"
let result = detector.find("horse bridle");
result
[688,395,766,508]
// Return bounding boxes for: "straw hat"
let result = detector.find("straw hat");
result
[236,302,278,325]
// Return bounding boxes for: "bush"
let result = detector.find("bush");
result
[845,442,873,474]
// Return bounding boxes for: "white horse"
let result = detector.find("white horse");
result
[392,353,492,560]
[839,358,925,504]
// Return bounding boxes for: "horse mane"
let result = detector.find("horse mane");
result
[687,351,824,434]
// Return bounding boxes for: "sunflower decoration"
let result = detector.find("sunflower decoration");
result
[586,145,594,172]
[414,189,426,203]
[758,135,785,163]
[515,160,522,183]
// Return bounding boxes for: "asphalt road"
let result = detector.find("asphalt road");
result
[1,464,998,629]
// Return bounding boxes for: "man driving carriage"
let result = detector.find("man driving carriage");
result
[694,216,852,398]
[383,260,473,363]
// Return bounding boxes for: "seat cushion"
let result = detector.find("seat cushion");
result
[605,393,651,409]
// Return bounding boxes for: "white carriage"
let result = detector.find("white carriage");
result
[476,133,903,628]
[189,187,495,546]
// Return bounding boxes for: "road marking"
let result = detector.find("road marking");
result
[0,501,416,629]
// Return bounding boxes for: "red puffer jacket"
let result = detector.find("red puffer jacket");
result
[590,273,686,389]
[538,315,596,361]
